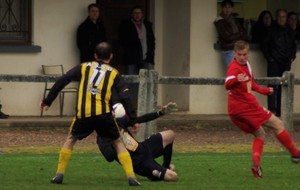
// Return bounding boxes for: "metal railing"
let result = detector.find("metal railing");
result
[0,70,295,140]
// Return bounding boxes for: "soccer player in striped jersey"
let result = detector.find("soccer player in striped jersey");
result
[40,42,140,186]
[225,40,300,178]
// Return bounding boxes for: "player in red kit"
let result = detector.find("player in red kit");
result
[225,40,300,178]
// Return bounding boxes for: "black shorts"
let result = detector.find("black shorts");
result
[142,133,164,158]
[134,133,167,181]
[70,113,120,140]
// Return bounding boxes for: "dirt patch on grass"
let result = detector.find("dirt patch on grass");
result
[1,119,300,153]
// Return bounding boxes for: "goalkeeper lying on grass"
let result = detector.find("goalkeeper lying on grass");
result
[97,102,178,181]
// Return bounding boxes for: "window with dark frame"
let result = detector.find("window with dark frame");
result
[0,0,31,45]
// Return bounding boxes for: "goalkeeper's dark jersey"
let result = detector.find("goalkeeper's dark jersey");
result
[43,61,136,119]
[97,111,163,164]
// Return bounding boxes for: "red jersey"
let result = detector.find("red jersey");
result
[225,59,271,115]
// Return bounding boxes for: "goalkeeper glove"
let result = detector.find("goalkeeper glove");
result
[159,102,178,115]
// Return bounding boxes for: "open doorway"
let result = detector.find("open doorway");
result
[97,0,149,74]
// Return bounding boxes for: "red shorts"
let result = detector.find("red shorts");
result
[229,106,272,133]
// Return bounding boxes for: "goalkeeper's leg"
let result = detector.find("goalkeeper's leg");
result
[160,130,175,168]
[113,138,140,186]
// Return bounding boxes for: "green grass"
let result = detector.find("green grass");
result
[1,153,300,190]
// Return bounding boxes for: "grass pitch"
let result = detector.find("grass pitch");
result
[1,153,300,190]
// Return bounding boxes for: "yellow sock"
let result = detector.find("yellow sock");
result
[117,151,135,178]
[56,147,72,174]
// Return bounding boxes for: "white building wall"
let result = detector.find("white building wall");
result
[156,0,300,114]
[160,0,190,110]
[1,0,300,116]
[189,0,227,114]
[0,0,94,116]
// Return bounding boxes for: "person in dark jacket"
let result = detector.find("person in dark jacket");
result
[0,103,9,119]
[118,6,155,109]
[119,6,155,75]
[77,3,106,63]
[214,0,247,67]
[287,11,300,43]
[251,10,274,44]
[261,9,297,116]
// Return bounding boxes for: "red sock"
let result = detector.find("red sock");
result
[276,130,299,156]
[252,137,264,166]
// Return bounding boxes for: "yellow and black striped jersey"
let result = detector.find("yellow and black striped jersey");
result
[76,62,117,118]
[43,61,136,119]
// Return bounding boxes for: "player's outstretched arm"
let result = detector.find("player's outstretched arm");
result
[160,102,178,115]
[39,101,49,111]
[251,76,273,95]
[134,102,178,124]
[113,102,178,130]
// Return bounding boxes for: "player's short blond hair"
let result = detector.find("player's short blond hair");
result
[234,40,249,52]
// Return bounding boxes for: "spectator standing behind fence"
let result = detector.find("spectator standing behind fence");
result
[0,102,9,119]
[251,10,274,44]
[261,9,297,116]
[77,3,106,63]
[225,40,300,178]
[214,0,247,67]
[118,6,155,75]
[287,11,300,43]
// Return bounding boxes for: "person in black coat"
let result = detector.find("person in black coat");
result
[261,9,297,116]
[287,11,300,43]
[119,6,155,75]
[0,103,9,119]
[251,10,274,44]
[77,3,106,63]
